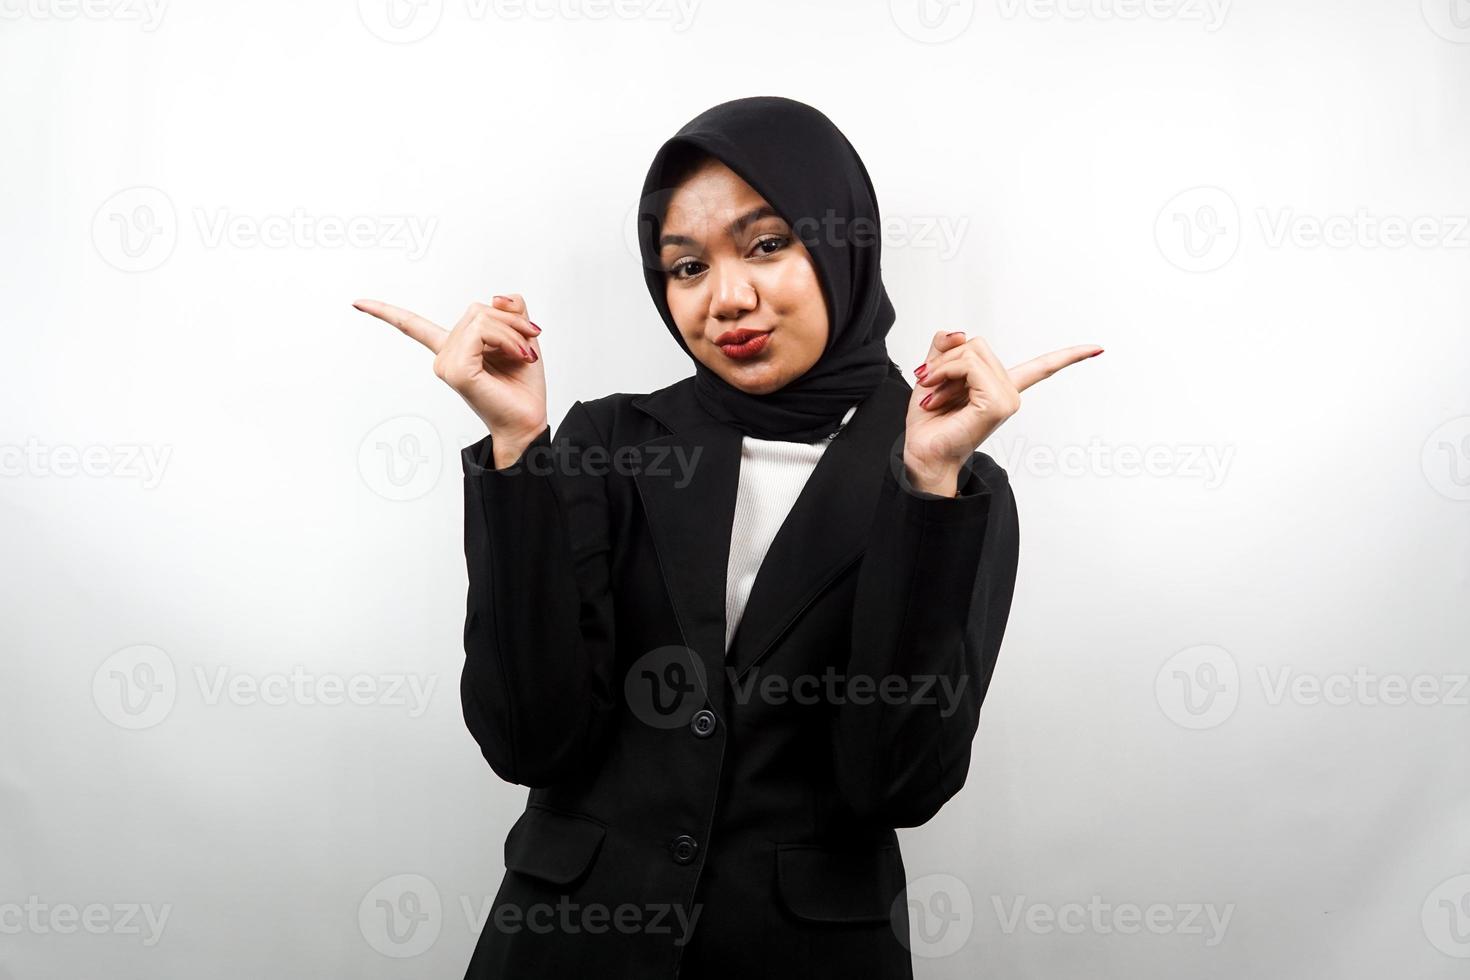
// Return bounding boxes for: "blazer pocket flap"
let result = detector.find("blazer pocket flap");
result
[504,807,607,886]
[775,843,904,925]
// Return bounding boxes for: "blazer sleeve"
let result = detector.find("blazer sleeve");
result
[832,445,1020,827]
[458,400,619,788]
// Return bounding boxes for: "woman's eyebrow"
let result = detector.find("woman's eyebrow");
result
[659,205,783,249]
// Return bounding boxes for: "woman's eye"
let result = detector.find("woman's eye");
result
[752,234,789,256]
[666,237,786,280]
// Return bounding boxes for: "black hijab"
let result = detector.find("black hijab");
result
[637,96,903,442]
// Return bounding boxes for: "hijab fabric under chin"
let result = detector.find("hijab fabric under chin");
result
[637,96,904,443]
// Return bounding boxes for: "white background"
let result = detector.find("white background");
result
[2,0,1468,976]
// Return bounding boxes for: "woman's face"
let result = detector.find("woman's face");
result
[658,159,829,395]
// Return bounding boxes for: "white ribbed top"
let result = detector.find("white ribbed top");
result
[723,404,860,655]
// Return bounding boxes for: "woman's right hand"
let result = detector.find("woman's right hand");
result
[353,293,548,465]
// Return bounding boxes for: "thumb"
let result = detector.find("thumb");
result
[492,293,527,317]
[920,329,968,368]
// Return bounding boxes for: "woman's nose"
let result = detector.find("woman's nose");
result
[708,264,758,319]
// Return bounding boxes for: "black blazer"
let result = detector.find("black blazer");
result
[457,372,1020,979]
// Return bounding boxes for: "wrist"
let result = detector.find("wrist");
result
[902,454,961,497]
[490,425,546,471]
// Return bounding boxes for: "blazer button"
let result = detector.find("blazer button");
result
[690,708,717,738]
[670,835,699,865]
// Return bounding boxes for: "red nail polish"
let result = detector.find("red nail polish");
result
[915,364,928,379]
[921,391,934,408]
[529,321,542,334]
[1088,348,1104,358]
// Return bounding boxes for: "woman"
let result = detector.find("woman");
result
[355,96,1100,979]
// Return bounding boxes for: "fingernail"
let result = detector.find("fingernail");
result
[493,295,509,305]
[529,348,538,362]
[529,321,542,334]
[946,331,965,337]
[518,344,529,357]
[914,363,928,378]
[1088,348,1104,358]
[921,391,934,408]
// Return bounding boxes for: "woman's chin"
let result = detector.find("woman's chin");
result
[714,359,796,395]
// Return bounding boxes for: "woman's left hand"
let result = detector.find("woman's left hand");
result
[903,331,1104,496]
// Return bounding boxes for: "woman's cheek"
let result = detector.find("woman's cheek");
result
[764,257,828,351]
[666,293,705,346]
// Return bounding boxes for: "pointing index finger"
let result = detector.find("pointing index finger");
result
[1007,345,1104,392]
[353,299,447,354]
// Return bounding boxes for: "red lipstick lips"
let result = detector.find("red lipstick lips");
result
[714,328,770,360]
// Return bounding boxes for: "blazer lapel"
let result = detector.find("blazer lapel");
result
[630,374,914,695]
[724,376,911,681]
[629,380,743,703]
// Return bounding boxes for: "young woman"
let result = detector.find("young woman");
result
[355,96,1100,979]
